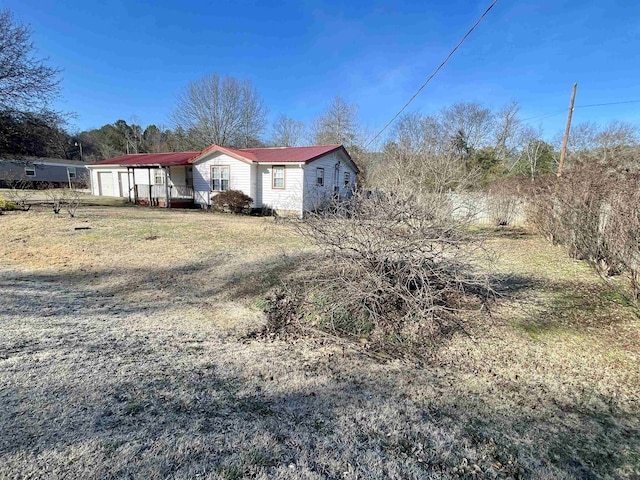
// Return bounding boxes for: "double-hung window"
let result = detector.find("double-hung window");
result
[154,169,165,185]
[316,168,324,187]
[67,167,77,179]
[212,166,229,191]
[272,166,285,189]
[344,172,351,187]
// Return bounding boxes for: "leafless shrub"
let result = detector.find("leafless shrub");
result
[527,161,640,299]
[44,185,63,214]
[44,184,82,217]
[487,194,519,227]
[63,187,82,218]
[275,190,493,351]
[2,173,33,211]
[486,179,525,227]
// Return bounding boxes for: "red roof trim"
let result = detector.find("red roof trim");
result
[189,144,256,164]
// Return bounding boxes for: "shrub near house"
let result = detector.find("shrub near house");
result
[211,190,253,214]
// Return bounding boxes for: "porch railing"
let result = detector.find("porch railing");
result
[169,185,194,199]
[134,184,194,204]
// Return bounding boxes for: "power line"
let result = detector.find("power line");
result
[364,0,500,148]
[520,110,566,122]
[521,99,640,123]
[577,99,640,109]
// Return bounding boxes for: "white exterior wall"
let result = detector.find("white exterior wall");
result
[258,164,304,213]
[169,166,186,186]
[302,150,357,211]
[192,152,253,207]
[89,167,129,198]
[133,168,164,185]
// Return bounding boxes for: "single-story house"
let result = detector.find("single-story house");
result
[87,144,358,214]
[0,157,89,188]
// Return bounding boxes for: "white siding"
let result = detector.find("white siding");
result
[89,167,128,197]
[192,152,253,207]
[258,164,304,214]
[303,150,357,211]
[133,168,162,185]
[169,166,186,186]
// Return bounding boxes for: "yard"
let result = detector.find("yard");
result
[0,206,638,479]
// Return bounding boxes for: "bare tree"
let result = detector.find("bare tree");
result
[271,114,305,146]
[374,112,482,200]
[564,121,599,155]
[0,9,61,112]
[518,125,554,179]
[493,101,521,162]
[171,74,267,149]
[594,120,638,161]
[310,96,360,146]
[440,102,495,152]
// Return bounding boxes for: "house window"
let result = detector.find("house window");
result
[24,167,35,177]
[67,167,77,179]
[316,168,324,187]
[272,166,285,189]
[212,166,229,191]
[344,172,351,187]
[154,169,165,185]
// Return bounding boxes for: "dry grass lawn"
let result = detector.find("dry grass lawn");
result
[0,206,638,479]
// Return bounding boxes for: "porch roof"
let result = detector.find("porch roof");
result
[89,152,200,167]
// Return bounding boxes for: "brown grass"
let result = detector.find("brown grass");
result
[0,207,638,479]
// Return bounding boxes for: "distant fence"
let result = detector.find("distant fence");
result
[448,193,528,227]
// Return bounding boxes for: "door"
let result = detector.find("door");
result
[98,172,114,196]
[118,172,129,198]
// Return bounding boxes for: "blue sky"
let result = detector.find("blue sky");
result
[4,0,640,143]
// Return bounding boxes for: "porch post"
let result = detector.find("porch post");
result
[164,167,170,209]
[148,168,152,205]
[130,167,137,203]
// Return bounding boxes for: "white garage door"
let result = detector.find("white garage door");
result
[98,172,115,196]
[118,172,129,198]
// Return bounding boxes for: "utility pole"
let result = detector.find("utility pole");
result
[557,83,578,177]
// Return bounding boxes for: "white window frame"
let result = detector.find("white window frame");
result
[211,166,230,192]
[344,172,351,187]
[67,167,77,179]
[272,166,285,189]
[24,167,36,177]
[154,169,165,185]
[316,167,324,187]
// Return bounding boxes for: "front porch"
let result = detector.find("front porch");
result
[129,165,195,208]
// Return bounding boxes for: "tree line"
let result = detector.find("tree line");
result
[2,7,639,190]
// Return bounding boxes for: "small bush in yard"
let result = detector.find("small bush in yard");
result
[0,194,18,213]
[211,190,253,214]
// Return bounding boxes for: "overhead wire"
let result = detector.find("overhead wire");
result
[520,99,640,123]
[364,0,500,148]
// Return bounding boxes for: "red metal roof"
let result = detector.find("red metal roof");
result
[88,144,357,171]
[90,152,200,166]
[241,145,342,163]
